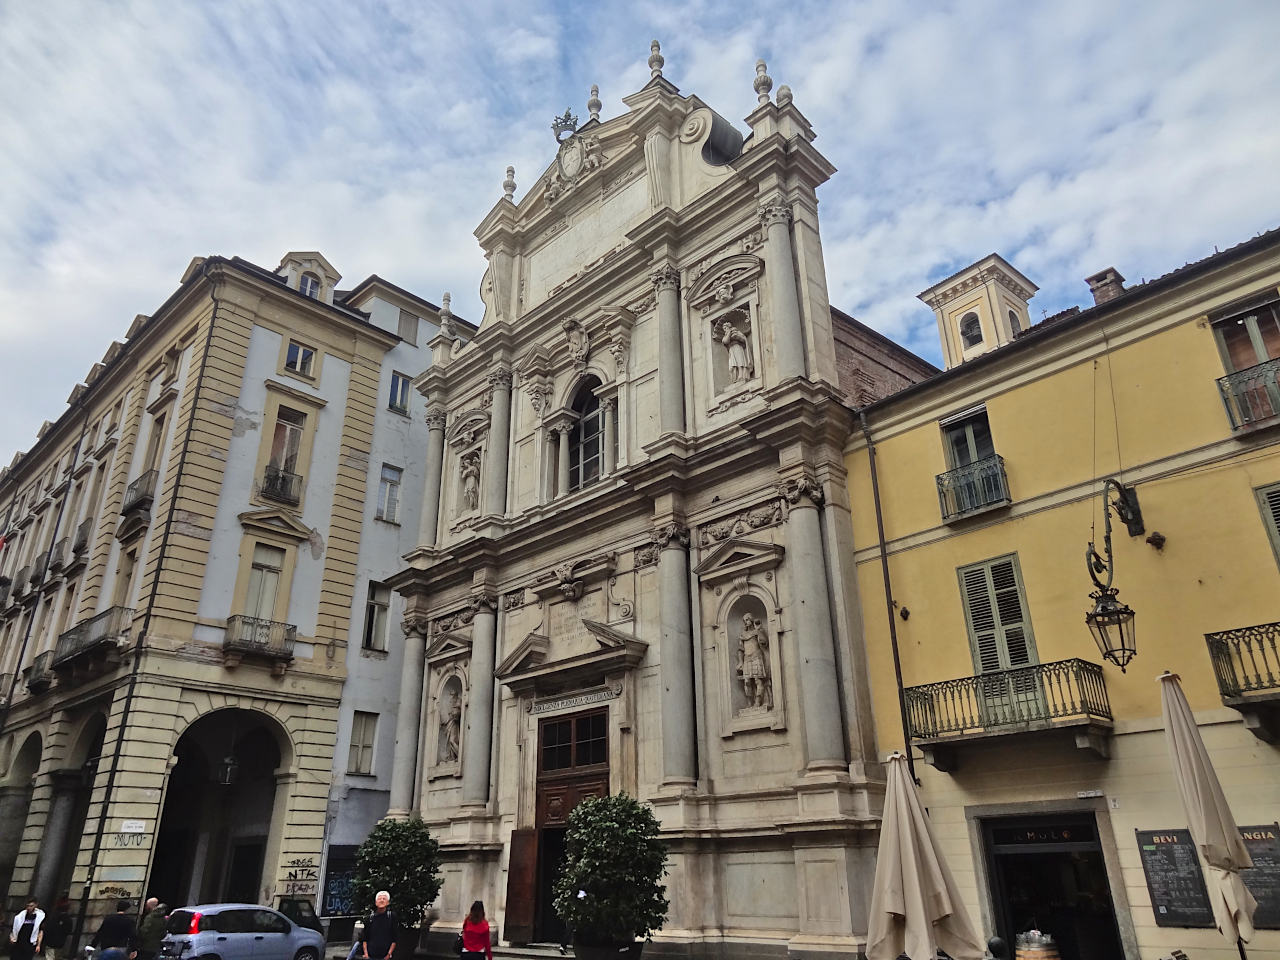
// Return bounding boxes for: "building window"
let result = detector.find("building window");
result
[269,407,306,475]
[285,341,316,377]
[958,554,1037,675]
[942,409,995,468]
[1214,302,1280,373]
[144,413,166,471]
[569,377,607,492]
[299,273,321,299]
[397,309,418,346]
[389,372,410,414]
[348,711,377,774]
[959,312,983,349]
[114,547,139,608]
[363,582,390,651]
[245,543,285,621]
[377,465,401,522]
[1258,483,1280,570]
[1008,309,1021,334]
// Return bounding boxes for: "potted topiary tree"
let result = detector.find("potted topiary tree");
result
[552,793,669,960]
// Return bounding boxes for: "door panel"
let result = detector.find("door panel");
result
[504,829,537,945]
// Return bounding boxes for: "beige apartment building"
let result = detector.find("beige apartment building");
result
[0,253,451,934]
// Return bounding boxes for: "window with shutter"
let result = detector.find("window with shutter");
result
[958,554,1041,724]
[1258,483,1280,569]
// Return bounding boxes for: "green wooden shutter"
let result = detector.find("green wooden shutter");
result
[959,555,1037,673]
[1259,483,1280,569]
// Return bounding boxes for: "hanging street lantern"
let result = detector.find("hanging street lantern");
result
[1084,478,1142,671]
[216,753,239,786]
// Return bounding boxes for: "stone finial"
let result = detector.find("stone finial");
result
[502,166,516,200]
[753,59,773,104]
[776,84,792,107]
[440,291,457,338]
[587,84,602,121]
[649,40,664,79]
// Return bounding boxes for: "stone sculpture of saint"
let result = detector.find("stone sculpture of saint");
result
[735,613,771,710]
[440,691,461,763]
[460,454,480,512]
[720,320,753,383]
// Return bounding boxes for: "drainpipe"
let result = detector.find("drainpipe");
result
[859,410,918,786]
[73,262,224,946]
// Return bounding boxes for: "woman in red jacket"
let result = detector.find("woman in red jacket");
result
[460,901,492,960]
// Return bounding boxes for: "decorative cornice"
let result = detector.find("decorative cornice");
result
[651,521,690,550]
[649,263,680,293]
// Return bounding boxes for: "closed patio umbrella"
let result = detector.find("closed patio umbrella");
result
[867,752,985,960]
[1159,671,1256,957]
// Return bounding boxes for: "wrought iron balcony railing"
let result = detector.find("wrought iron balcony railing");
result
[121,469,159,514]
[224,615,296,660]
[905,658,1112,740]
[1207,621,1280,700]
[50,538,69,571]
[72,517,94,556]
[54,606,135,666]
[1218,358,1280,431]
[936,454,1012,521]
[24,651,54,693]
[261,465,302,505]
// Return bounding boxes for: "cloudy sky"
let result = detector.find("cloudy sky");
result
[3,0,1279,457]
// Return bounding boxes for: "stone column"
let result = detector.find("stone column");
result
[0,783,33,895]
[542,428,556,503]
[654,522,696,787]
[482,366,512,516]
[419,408,447,547]
[780,477,847,770]
[602,398,617,475]
[556,425,571,497]
[759,196,806,381]
[461,594,498,806]
[651,264,686,435]
[387,617,429,817]
[31,770,81,905]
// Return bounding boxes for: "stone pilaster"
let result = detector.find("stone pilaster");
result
[555,424,572,497]
[759,196,806,380]
[482,366,512,516]
[387,616,430,817]
[651,264,685,435]
[602,397,617,475]
[654,521,696,787]
[461,593,498,806]
[419,408,447,547]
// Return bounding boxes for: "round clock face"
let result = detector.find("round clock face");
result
[559,138,584,179]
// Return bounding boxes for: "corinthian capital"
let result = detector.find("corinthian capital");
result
[401,615,432,638]
[425,408,448,430]
[651,521,690,550]
[777,475,825,510]
[757,196,793,227]
[469,591,498,614]
[649,263,680,293]
[488,365,513,390]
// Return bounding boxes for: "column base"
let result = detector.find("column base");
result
[382,807,412,821]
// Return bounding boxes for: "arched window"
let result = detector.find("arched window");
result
[1008,309,1021,334]
[569,377,607,492]
[299,272,320,299]
[959,312,983,348]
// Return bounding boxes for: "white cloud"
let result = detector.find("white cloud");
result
[2,0,1280,456]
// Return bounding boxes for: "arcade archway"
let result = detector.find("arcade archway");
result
[0,731,43,901]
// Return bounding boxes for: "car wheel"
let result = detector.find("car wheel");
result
[294,948,319,960]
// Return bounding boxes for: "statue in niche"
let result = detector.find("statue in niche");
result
[460,452,481,512]
[718,318,753,383]
[734,613,772,710]
[439,688,461,763]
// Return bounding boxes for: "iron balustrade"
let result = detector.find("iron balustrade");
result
[262,465,302,505]
[54,606,135,665]
[936,454,1012,521]
[224,615,297,660]
[1207,621,1280,699]
[24,651,53,692]
[1218,358,1280,431]
[122,469,159,513]
[904,658,1112,739]
[73,518,94,554]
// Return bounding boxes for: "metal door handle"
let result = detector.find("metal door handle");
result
[216,937,227,941]
[254,936,265,941]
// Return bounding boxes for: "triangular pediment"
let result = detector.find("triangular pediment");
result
[238,508,313,543]
[126,313,151,339]
[101,341,125,366]
[496,633,550,678]
[426,631,472,664]
[581,619,635,649]
[694,537,784,584]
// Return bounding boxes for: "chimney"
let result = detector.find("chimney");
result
[1085,267,1126,305]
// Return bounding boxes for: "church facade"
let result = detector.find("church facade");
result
[388,50,933,957]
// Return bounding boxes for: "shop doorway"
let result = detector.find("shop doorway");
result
[982,813,1124,960]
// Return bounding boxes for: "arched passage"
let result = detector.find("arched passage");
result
[0,732,43,901]
[30,713,105,907]
[149,708,291,905]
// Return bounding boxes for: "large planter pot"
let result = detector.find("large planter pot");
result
[572,939,643,960]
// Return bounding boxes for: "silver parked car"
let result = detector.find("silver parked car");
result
[161,904,324,960]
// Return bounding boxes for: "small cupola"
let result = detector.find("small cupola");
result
[276,252,341,305]
[918,253,1038,370]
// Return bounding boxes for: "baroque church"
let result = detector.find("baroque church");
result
[387,45,933,956]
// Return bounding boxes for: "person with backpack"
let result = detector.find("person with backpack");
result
[359,891,399,960]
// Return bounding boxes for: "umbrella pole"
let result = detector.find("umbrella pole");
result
[1237,937,1248,960]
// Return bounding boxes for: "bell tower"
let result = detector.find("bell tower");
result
[919,253,1038,369]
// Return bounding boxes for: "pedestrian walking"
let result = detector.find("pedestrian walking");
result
[136,900,166,960]
[359,892,399,960]
[459,902,492,960]
[41,897,73,960]
[9,899,44,960]
[91,901,137,960]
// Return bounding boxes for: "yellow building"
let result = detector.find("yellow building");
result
[848,229,1280,960]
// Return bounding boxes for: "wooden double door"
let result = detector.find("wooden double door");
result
[505,710,609,945]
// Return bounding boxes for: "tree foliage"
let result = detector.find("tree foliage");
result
[552,793,669,945]
[350,817,443,930]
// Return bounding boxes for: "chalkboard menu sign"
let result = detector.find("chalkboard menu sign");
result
[1136,829,1215,927]
[1240,824,1280,930]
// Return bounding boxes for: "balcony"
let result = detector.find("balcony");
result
[261,465,302,506]
[0,673,13,707]
[223,615,296,675]
[122,469,159,514]
[1218,358,1280,432]
[28,552,48,587]
[53,606,134,681]
[10,566,28,598]
[936,454,1012,522]
[1207,621,1280,742]
[24,651,54,694]
[49,538,69,572]
[0,581,9,607]
[72,518,94,557]
[904,658,1113,770]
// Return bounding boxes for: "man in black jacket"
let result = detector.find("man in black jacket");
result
[92,900,138,960]
[360,892,399,960]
